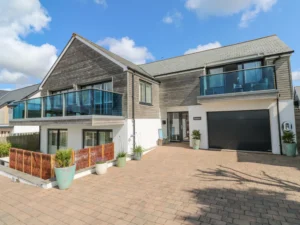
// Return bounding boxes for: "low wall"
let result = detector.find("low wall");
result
[9,143,114,180]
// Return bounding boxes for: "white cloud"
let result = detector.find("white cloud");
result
[94,0,107,7]
[162,10,183,26]
[98,37,155,65]
[0,0,57,86]
[184,41,222,55]
[292,71,300,81]
[0,69,29,84]
[185,0,277,27]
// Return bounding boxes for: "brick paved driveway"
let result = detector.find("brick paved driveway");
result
[1,144,300,225]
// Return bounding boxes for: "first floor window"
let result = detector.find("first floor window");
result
[81,81,112,92]
[83,130,113,148]
[139,80,152,104]
[48,129,68,154]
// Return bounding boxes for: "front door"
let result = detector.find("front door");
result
[167,112,189,142]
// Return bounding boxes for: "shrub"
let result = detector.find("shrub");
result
[192,130,201,140]
[133,145,144,154]
[282,131,296,144]
[0,142,11,158]
[55,149,73,168]
[117,151,127,158]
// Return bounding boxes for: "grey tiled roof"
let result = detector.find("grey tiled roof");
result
[0,84,39,107]
[0,90,9,98]
[139,35,293,76]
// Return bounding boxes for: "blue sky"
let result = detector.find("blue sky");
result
[0,0,300,90]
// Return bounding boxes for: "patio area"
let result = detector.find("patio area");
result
[1,144,300,225]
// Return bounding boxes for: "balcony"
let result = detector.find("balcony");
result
[10,89,124,126]
[198,66,278,103]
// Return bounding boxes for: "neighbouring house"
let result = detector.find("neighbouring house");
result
[9,33,295,155]
[0,84,40,134]
[294,86,300,108]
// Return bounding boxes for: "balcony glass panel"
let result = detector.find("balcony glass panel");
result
[13,102,25,119]
[65,90,93,116]
[44,94,63,117]
[27,98,42,118]
[11,89,122,120]
[200,66,275,96]
[93,90,122,116]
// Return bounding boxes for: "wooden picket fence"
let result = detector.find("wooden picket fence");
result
[9,143,114,180]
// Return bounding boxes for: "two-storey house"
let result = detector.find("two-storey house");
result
[10,34,295,155]
[1,84,40,134]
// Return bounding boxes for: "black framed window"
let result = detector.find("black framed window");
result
[139,80,152,104]
[48,129,68,154]
[83,130,113,148]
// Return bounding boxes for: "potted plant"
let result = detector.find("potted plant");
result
[282,131,297,157]
[117,151,127,167]
[95,158,107,175]
[54,149,76,190]
[133,145,144,161]
[192,130,201,150]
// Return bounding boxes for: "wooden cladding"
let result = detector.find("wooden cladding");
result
[9,142,115,180]
[9,148,55,180]
[75,143,114,171]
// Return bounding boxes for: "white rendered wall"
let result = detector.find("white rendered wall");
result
[29,91,41,99]
[188,99,284,154]
[13,126,39,134]
[40,123,128,154]
[127,119,161,154]
[278,99,297,152]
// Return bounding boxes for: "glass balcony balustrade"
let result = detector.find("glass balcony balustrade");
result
[200,66,275,96]
[12,89,122,119]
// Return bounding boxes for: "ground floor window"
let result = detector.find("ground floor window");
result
[83,130,112,148]
[48,129,68,154]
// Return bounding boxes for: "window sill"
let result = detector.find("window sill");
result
[139,102,153,106]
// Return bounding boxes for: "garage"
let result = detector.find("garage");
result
[207,110,272,151]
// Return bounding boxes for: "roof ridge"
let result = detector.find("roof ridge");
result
[140,34,278,66]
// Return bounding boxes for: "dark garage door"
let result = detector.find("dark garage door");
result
[207,110,271,151]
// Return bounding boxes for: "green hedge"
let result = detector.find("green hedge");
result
[0,142,11,157]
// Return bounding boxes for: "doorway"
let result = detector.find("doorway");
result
[167,112,189,142]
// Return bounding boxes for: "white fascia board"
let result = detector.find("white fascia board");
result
[39,37,76,90]
[75,36,128,71]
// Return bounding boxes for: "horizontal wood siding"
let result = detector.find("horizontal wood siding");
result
[127,72,160,119]
[157,70,203,108]
[41,39,128,117]
[275,56,293,100]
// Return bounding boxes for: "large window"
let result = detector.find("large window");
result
[48,129,68,154]
[52,88,73,95]
[83,130,112,148]
[81,81,112,92]
[139,80,152,104]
